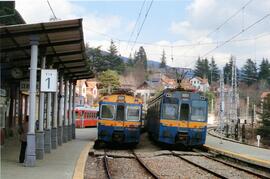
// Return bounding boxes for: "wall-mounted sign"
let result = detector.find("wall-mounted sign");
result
[20,81,40,91]
[40,69,58,92]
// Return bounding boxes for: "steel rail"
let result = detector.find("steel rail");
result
[171,151,228,179]
[103,151,112,179]
[132,150,159,179]
[193,149,270,179]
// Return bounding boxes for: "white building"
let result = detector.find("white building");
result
[190,77,209,92]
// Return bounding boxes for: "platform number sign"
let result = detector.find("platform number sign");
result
[41,69,58,92]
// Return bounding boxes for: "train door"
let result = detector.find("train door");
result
[179,102,190,143]
[116,104,125,126]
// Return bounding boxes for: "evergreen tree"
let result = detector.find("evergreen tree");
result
[134,46,147,71]
[194,57,209,79]
[160,49,166,68]
[223,57,233,85]
[127,53,134,67]
[86,42,125,74]
[258,58,270,85]
[209,57,220,84]
[242,59,258,86]
[257,94,270,142]
[108,40,118,56]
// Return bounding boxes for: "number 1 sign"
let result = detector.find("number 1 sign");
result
[40,69,58,92]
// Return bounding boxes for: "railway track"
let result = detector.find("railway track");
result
[131,150,159,179]
[171,151,228,179]
[193,148,270,178]
[103,150,112,179]
[102,150,159,179]
[171,150,270,179]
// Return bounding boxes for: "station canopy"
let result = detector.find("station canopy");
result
[0,19,94,80]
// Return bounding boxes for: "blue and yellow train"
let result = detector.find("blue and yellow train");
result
[146,88,208,147]
[97,92,143,145]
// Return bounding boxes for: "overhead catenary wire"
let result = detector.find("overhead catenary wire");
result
[130,0,154,53]
[181,0,253,58]
[202,13,270,58]
[126,0,147,50]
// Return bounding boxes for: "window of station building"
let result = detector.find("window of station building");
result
[101,104,115,120]
[180,103,189,121]
[191,101,206,121]
[126,106,140,121]
[116,105,125,121]
[162,97,178,120]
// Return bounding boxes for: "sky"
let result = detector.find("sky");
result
[16,0,270,69]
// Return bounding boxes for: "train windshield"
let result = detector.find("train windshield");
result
[162,97,179,120]
[126,106,140,121]
[116,105,125,121]
[191,101,206,121]
[101,104,115,120]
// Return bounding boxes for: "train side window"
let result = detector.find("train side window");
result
[180,103,189,121]
[101,105,115,120]
[116,105,125,121]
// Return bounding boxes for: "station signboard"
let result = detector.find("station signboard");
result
[40,69,58,92]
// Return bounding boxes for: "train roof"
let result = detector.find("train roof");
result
[100,94,143,104]
[147,88,206,105]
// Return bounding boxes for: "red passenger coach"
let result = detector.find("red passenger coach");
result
[75,107,98,128]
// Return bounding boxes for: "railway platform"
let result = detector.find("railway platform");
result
[205,132,270,168]
[1,128,97,179]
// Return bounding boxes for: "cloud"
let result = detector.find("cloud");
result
[16,0,123,42]
[167,0,270,68]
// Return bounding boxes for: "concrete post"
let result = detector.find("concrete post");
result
[57,74,64,145]
[36,56,45,160]
[63,80,69,143]
[45,67,52,152]
[68,81,72,141]
[51,83,58,149]
[72,81,76,139]
[24,37,38,167]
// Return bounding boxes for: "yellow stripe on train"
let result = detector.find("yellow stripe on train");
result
[98,120,141,127]
[160,119,207,128]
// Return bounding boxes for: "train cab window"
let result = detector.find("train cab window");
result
[180,103,189,121]
[191,101,206,121]
[116,105,125,121]
[126,106,140,121]
[101,105,115,119]
[162,97,178,120]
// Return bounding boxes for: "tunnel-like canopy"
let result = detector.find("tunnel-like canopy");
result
[0,19,93,80]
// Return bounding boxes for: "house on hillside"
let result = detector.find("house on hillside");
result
[75,79,98,107]
[135,81,156,109]
[190,77,209,92]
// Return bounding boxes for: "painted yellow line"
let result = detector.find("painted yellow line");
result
[204,144,270,168]
[98,120,141,127]
[73,142,93,179]
[160,119,207,128]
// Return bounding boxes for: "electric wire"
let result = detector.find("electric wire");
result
[126,0,147,49]
[130,0,154,52]
[47,0,57,20]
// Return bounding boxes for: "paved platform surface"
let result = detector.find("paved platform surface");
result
[1,128,97,179]
[205,133,270,168]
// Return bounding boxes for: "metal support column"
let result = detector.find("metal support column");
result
[57,74,64,145]
[24,36,39,167]
[45,66,52,152]
[68,81,72,141]
[51,81,58,149]
[63,80,69,143]
[72,81,76,139]
[36,56,45,160]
